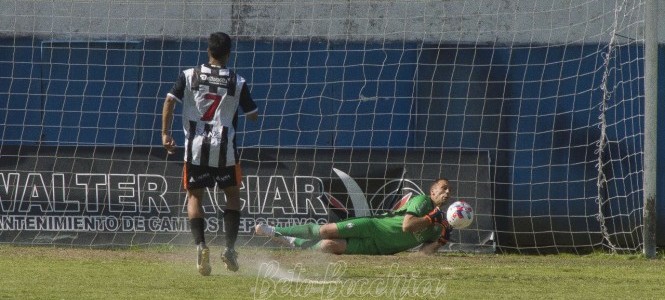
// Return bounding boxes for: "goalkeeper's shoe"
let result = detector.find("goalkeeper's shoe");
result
[254,223,276,237]
[254,224,296,248]
[254,224,295,248]
[196,244,211,276]
[221,248,239,272]
[272,235,296,248]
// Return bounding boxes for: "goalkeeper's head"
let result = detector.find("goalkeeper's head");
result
[208,32,232,63]
[429,178,451,207]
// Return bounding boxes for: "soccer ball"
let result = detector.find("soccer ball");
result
[446,201,474,229]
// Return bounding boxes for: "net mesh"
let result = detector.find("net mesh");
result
[0,0,646,253]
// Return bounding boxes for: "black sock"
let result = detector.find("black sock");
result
[189,218,205,245]
[223,210,240,249]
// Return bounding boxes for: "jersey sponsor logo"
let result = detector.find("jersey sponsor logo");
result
[189,173,211,183]
[200,74,228,86]
[191,126,224,140]
[215,174,231,182]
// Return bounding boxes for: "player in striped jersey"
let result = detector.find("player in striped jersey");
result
[162,32,258,275]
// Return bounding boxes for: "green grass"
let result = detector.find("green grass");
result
[0,245,663,299]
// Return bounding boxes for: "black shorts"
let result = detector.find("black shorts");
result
[182,162,242,190]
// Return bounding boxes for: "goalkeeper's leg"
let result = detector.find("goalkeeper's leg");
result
[254,222,347,240]
[255,222,323,239]
[255,218,376,255]
[254,224,377,255]
[254,224,318,248]
[276,223,323,239]
[296,239,379,255]
[255,217,374,240]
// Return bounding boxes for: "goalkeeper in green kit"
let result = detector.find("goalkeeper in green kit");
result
[254,178,453,255]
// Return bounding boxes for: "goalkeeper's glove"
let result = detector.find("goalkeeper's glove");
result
[424,207,446,224]
[437,221,453,245]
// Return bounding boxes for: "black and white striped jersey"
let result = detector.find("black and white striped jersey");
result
[168,64,257,168]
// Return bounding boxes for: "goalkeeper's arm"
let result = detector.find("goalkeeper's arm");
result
[418,241,443,255]
[417,222,452,255]
[402,207,445,232]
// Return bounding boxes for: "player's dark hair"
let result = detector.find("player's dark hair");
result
[208,32,232,60]
[431,178,449,191]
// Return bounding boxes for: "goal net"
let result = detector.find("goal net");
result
[0,0,647,254]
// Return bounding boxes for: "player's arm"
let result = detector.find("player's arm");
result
[418,241,443,255]
[239,83,259,122]
[162,72,186,155]
[402,213,437,232]
[402,206,445,233]
[417,223,452,255]
[246,110,258,121]
[161,95,177,155]
[402,195,447,232]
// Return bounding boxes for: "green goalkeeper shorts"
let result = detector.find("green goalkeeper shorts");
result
[333,214,426,255]
[334,217,383,255]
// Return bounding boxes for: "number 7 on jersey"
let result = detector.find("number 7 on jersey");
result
[201,93,222,121]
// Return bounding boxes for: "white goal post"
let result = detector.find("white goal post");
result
[0,0,655,254]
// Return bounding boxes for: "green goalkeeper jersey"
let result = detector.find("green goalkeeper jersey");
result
[335,194,443,255]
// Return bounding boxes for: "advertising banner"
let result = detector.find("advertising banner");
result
[0,146,493,251]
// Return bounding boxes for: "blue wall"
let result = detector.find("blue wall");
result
[0,37,658,249]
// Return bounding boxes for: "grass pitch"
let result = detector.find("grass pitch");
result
[0,245,663,299]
